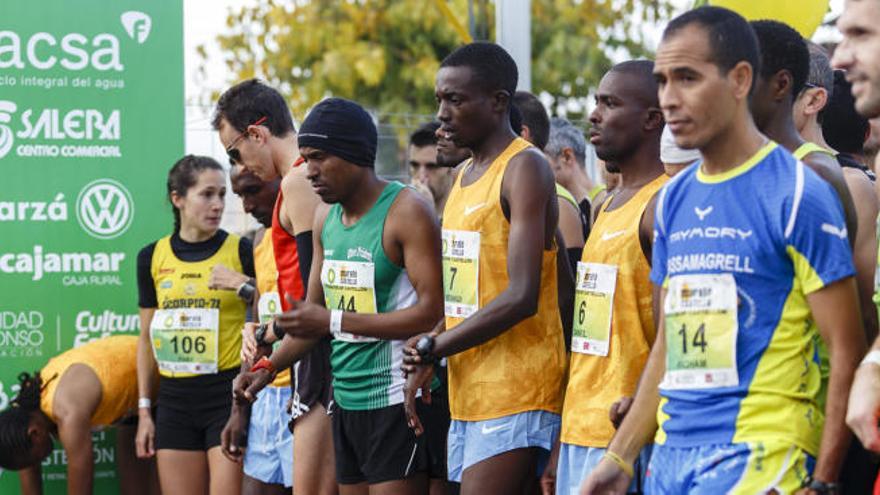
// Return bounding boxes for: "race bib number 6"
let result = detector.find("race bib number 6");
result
[150,308,219,375]
[442,229,480,318]
[571,262,617,356]
[661,273,739,390]
[321,259,379,343]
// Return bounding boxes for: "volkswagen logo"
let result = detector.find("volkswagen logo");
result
[76,179,134,239]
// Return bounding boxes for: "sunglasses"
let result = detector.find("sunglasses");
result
[226,116,268,165]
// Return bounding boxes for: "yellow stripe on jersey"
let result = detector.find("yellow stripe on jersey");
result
[732,277,823,455]
[793,142,835,161]
[151,234,246,377]
[442,137,567,421]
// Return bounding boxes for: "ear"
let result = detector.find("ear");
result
[803,87,829,116]
[492,90,511,115]
[730,61,754,101]
[772,71,794,101]
[248,124,270,145]
[561,147,577,166]
[645,107,665,132]
[520,124,532,140]
[170,190,186,210]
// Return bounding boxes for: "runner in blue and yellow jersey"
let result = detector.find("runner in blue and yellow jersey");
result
[582,7,865,494]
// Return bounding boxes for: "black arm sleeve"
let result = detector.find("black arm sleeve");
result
[295,231,314,297]
[137,243,158,308]
[238,236,256,278]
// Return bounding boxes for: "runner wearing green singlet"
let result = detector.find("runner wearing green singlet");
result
[249,98,448,494]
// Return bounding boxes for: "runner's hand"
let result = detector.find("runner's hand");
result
[241,322,259,365]
[579,457,631,495]
[233,369,273,405]
[274,295,331,339]
[135,412,156,459]
[540,440,561,495]
[609,397,634,429]
[220,406,249,463]
[209,263,249,291]
[402,361,434,436]
[847,363,880,452]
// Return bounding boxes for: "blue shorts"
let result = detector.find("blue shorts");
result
[243,386,294,487]
[447,410,559,483]
[646,441,815,494]
[555,443,652,495]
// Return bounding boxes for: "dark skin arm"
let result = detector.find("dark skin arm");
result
[802,152,858,249]
[556,230,575,349]
[18,465,42,495]
[279,189,445,340]
[431,148,558,358]
[52,364,103,495]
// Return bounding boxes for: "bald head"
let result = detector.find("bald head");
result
[609,60,659,108]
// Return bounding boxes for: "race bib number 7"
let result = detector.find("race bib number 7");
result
[442,229,480,318]
[150,308,219,375]
[661,273,739,390]
[321,259,379,343]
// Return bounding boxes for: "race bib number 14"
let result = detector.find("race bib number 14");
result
[661,273,739,390]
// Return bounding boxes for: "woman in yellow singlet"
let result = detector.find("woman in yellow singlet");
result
[0,335,158,495]
[135,155,254,495]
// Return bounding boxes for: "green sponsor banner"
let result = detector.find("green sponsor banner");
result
[0,1,183,493]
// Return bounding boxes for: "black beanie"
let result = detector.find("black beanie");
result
[297,98,377,168]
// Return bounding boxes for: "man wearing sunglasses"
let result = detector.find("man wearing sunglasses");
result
[212,79,335,495]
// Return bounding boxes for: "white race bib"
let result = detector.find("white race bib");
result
[571,262,617,356]
[150,308,220,374]
[321,259,380,343]
[442,229,480,318]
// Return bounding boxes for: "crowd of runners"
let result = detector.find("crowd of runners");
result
[4,2,880,494]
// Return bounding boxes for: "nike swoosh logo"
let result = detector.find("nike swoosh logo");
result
[464,203,487,216]
[821,223,848,239]
[481,423,510,435]
[601,230,627,241]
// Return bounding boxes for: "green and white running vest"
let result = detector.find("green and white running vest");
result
[321,181,417,410]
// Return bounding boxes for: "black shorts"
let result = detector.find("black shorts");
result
[332,400,448,485]
[292,336,333,419]
[155,368,237,451]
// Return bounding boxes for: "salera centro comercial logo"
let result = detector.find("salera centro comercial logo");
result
[76,179,134,239]
[0,101,16,159]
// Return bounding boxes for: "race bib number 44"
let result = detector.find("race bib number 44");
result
[442,229,480,318]
[661,273,739,390]
[321,259,379,343]
[571,262,617,356]
[150,308,219,374]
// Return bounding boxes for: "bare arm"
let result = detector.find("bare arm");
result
[135,307,156,458]
[53,365,102,495]
[331,189,444,339]
[433,151,557,358]
[843,168,879,342]
[809,277,866,483]
[559,199,585,250]
[18,464,43,495]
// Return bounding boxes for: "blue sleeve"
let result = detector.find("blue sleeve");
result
[786,172,855,294]
[650,187,669,286]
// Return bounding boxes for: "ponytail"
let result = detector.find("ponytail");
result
[0,372,44,470]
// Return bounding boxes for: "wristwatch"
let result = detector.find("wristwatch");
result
[254,323,270,347]
[802,476,839,494]
[236,280,256,303]
[415,334,438,365]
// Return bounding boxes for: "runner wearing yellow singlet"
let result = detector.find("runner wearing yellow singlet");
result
[403,42,567,495]
[0,336,158,495]
[542,60,667,495]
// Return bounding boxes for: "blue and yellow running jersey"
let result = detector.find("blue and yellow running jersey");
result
[650,142,854,455]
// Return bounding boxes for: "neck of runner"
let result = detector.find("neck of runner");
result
[800,118,832,152]
[699,116,766,176]
[340,174,387,226]
[178,224,216,244]
[614,141,664,192]
[763,104,806,155]
[469,121,519,170]
[273,134,301,177]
